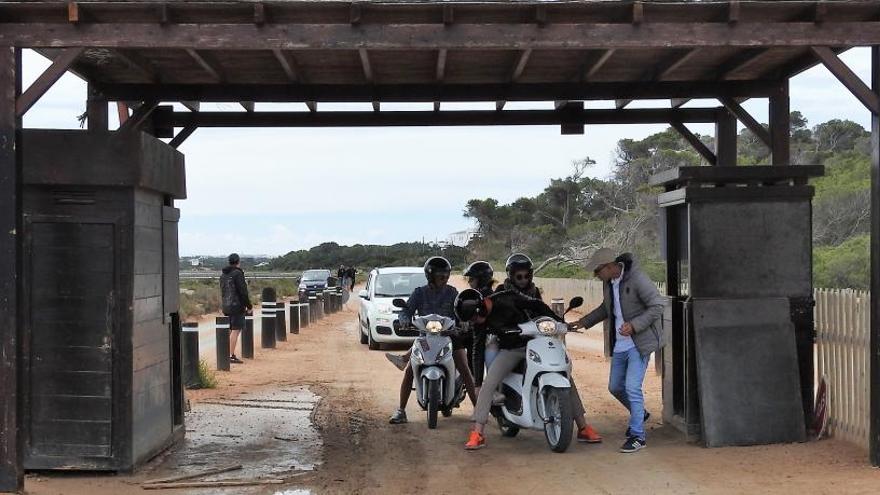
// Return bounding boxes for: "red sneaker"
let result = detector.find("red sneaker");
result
[464,431,486,450]
[577,424,603,443]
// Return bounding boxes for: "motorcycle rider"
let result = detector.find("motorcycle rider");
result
[463,260,496,388]
[457,254,602,450]
[388,256,478,424]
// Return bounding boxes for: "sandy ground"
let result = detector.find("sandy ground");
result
[24,290,880,495]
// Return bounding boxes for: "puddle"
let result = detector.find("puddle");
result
[156,386,322,484]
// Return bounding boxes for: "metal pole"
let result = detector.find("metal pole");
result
[870,46,880,467]
[275,300,287,342]
[261,301,277,349]
[215,316,230,371]
[241,314,254,359]
[182,322,200,388]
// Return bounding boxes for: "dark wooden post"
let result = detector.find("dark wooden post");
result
[870,46,880,467]
[290,303,301,334]
[0,46,22,493]
[181,322,200,388]
[87,83,108,132]
[275,300,287,342]
[241,314,254,358]
[261,287,277,349]
[770,80,791,166]
[215,316,230,371]
[715,108,737,167]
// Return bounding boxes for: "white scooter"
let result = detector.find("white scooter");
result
[392,299,465,429]
[491,296,584,453]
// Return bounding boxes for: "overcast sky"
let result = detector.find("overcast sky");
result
[22,48,873,256]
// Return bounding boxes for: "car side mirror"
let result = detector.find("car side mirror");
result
[565,296,584,314]
[358,290,369,300]
[296,277,301,283]
[392,298,407,308]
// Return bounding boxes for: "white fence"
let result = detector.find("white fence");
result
[536,277,872,449]
[815,288,871,449]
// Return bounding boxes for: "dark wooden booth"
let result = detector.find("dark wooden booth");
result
[3,0,880,491]
[21,130,186,470]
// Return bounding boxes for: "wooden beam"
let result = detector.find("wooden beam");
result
[181,101,199,112]
[870,44,880,469]
[719,95,771,146]
[716,48,768,80]
[511,49,533,82]
[158,107,722,128]
[715,108,737,166]
[185,49,223,82]
[728,0,741,24]
[616,99,632,109]
[350,3,362,25]
[158,2,170,24]
[97,80,781,103]
[496,101,506,111]
[87,83,108,131]
[15,47,83,117]
[239,102,255,112]
[113,49,159,83]
[169,124,197,148]
[671,98,689,108]
[442,5,454,25]
[253,2,266,26]
[9,22,880,50]
[814,1,828,23]
[119,101,157,131]
[632,1,644,25]
[116,101,130,125]
[579,49,615,82]
[812,45,880,115]
[670,120,717,165]
[305,101,317,112]
[272,49,299,82]
[535,5,548,27]
[769,81,790,165]
[654,49,700,81]
[435,49,447,82]
[0,45,23,493]
[67,1,80,23]
[358,48,374,82]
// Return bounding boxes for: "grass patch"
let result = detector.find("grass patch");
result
[196,359,218,389]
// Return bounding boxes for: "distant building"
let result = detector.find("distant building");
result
[188,257,201,267]
[447,229,477,247]
[255,261,270,268]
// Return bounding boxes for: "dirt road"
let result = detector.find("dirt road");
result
[27,297,880,495]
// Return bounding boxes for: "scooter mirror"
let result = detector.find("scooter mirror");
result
[565,296,584,313]
[392,298,408,308]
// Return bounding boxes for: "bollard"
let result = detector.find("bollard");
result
[261,301,277,348]
[242,314,254,359]
[290,301,301,334]
[322,290,331,316]
[215,316,230,371]
[551,298,565,318]
[301,300,311,329]
[337,286,344,311]
[275,300,287,342]
[182,322,200,388]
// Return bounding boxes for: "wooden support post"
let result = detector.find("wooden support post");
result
[715,108,737,166]
[169,125,197,148]
[0,46,22,493]
[87,83,108,131]
[671,120,717,165]
[117,101,130,125]
[769,80,791,165]
[720,95,771,147]
[869,45,880,467]
[15,47,83,117]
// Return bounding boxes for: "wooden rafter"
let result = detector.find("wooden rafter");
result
[272,49,299,82]
[497,49,533,111]
[358,48,379,111]
[578,49,615,82]
[15,47,83,117]
[239,102,255,112]
[670,120,717,165]
[185,48,223,82]
[616,99,632,109]
[169,124,197,148]
[113,49,159,83]
[181,101,199,112]
[719,96,771,146]
[812,45,880,114]
[119,100,158,131]
[716,48,768,80]
[671,98,689,108]
[654,49,700,81]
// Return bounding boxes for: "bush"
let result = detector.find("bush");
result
[814,234,869,289]
[197,359,217,389]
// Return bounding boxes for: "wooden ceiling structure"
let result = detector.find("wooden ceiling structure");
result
[2,0,880,491]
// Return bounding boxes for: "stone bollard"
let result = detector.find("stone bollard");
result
[215,316,230,371]
[182,322,200,388]
[275,300,287,342]
[290,301,301,334]
[242,314,254,359]
[551,298,565,318]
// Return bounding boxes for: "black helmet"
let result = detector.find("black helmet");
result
[464,261,494,287]
[228,253,240,265]
[424,256,452,281]
[505,253,533,278]
[454,288,486,322]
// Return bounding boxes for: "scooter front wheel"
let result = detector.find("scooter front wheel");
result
[543,387,573,453]
[427,379,440,429]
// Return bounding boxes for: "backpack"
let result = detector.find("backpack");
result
[220,270,243,315]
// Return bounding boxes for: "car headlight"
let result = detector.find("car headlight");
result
[437,343,452,361]
[528,349,542,364]
[376,304,393,314]
[426,321,443,334]
[412,346,424,365]
[538,320,558,336]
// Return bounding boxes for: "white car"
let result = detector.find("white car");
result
[358,267,426,350]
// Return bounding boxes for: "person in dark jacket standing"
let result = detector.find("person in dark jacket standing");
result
[220,253,253,364]
[572,249,665,453]
[463,261,496,388]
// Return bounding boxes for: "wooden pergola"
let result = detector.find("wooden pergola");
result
[1,0,880,490]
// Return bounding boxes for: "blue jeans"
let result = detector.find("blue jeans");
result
[609,347,650,439]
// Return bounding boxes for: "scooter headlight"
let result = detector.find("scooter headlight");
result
[426,321,443,334]
[537,320,558,336]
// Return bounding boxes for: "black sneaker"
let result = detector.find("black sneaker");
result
[620,436,646,453]
[230,355,244,364]
[625,410,651,437]
[389,409,407,425]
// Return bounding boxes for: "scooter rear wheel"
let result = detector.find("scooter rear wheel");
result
[543,387,573,453]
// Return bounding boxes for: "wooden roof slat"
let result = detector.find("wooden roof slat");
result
[185,48,223,82]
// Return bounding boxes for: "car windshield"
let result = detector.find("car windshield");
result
[302,270,330,281]
[373,273,426,298]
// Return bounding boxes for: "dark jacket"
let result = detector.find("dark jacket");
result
[398,284,458,324]
[499,279,543,301]
[470,285,496,386]
[577,253,665,357]
[471,289,561,379]
[220,265,252,315]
